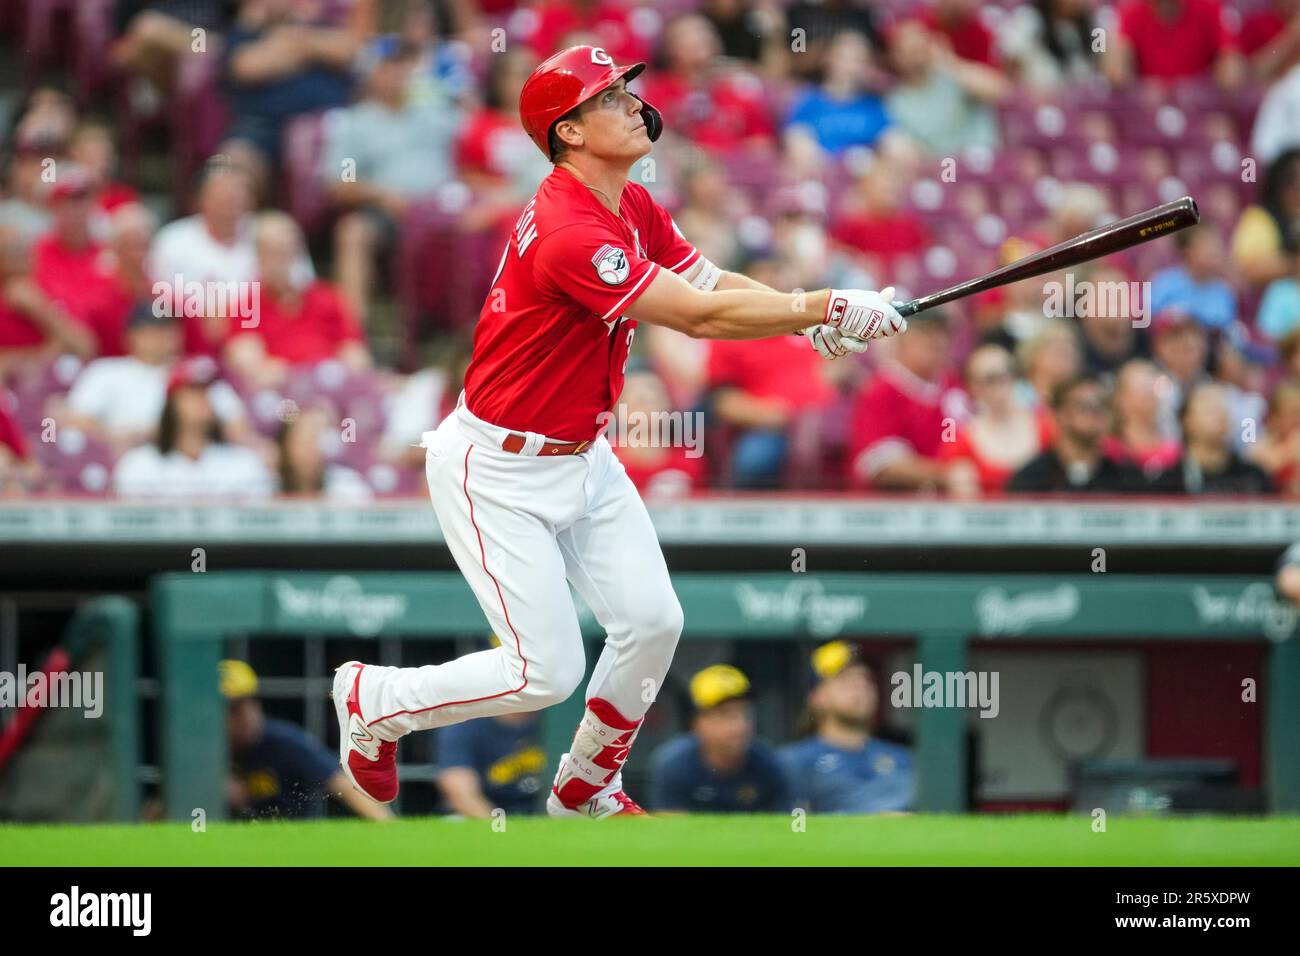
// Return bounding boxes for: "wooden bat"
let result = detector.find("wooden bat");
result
[894,196,1200,318]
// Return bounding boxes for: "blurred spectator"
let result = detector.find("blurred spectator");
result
[701,0,788,71]
[921,0,998,67]
[781,641,914,814]
[848,310,958,491]
[113,0,239,95]
[784,2,882,82]
[708,296,836,489]
[67,122,140,228]
[1257,259,1300,342]
[1149,226,1237,332]
[1008,372,1148,492]
[276,405,371,501]
[86,203,161,359]
[639,14,775,154]
[454,48,551,219]
[1151,307,1212,439]
[1105,0,1244,88]
[32,166,116,353]
[435,710,545,818]
[943,342,1053,498]
[324,36,464,319]
[1150,383,1275,494]
[1230,148,1300,288]
[224,212,370,389]
[1250,377,1300,494]
[113,358,274,498]
[221,659,390,820]
[883,18,1009,156]
[648,664,792,813]
[1103,358,1183,475]
[525,0,653,64]
[380,334,472,469]
[0,129,57,245]
[64,304,248,451]
[672,155,748,274]
[831,157,929,276]
[997,0,1100,94]
[220,0,368,172]
[611,366,706,500]
[392,0,474,108]
[1251,31,1300,162]
[1078,295,1143,380]
[1048,183,1110,244]
[1216,325,1272,454]
[0,223,97,376]
[972,236,1051,348]
[784,32,894,159]
[150,159,315,354]
[0,390,40,495]
[1241,0,1300,81]
[1018,319,1084,411]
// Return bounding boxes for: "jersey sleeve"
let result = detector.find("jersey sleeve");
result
[638,189,701,276]
[533,224,660,323]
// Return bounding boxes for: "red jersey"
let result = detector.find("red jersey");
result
[1117,0,1237,80]
[228,280,364,365]
[706,335,833,411]
[464,167,699,442]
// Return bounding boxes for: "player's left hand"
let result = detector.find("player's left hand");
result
[804,323,870,360]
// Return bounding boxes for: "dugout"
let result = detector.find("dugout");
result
[149,571,1300,821]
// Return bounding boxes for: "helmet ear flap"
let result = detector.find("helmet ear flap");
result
[630,93,663,143]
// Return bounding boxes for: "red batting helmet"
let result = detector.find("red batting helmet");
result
[519,45,663,159]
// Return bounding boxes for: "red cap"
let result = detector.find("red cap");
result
[47,166,94,203]
[165,357,219,396]
[518,45,646,158]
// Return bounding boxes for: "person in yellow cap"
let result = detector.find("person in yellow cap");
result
[221,660,391,821]
[779,641,914,813]
[646,664,792,813]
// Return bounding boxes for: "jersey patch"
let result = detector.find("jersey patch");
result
[592,244,631,286]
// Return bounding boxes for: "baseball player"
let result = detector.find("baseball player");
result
[333,45,906,817]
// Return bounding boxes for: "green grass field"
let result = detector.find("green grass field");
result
[3,815,1299,866]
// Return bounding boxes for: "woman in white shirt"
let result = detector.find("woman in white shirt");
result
[113,358,274,499]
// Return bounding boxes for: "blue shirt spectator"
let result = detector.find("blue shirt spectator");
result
[231,716,339,819]
[781,736,915,814]
[786,88,892,155]
[435,714,546,816]
[649,734,792,813]
[1257,277,1300,341]
[1149,264,1237,332]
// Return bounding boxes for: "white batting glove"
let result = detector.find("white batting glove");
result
[804,323,870,359]
[824,286,908,340]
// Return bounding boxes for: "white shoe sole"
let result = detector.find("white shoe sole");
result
[332,661,393,805]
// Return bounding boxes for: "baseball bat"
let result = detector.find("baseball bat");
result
[893,196,1200,318]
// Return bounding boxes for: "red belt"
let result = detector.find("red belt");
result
[500,433,591,456]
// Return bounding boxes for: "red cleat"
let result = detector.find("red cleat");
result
[332,662,398,804]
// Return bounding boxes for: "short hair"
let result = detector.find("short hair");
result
[1051,371,1104,411]
[546,107,581,161]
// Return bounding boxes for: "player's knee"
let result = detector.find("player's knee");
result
[525,653,585,708]
[633,594,684,646]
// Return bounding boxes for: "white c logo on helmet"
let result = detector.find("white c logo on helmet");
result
[591,48,613,66]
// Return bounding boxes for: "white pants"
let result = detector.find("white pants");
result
[358,403,683,741]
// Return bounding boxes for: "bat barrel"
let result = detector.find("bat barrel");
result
[893,196,1200,319]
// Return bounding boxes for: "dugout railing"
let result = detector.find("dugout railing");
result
[149,571,1300,821]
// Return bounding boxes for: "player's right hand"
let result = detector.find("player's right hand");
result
[823,287,907,340]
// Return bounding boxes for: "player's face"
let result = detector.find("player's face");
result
[569,81,652,162]
[695,699,754,757]
[822,665,876,728]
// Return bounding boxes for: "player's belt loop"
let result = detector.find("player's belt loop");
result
[520,432,546,456]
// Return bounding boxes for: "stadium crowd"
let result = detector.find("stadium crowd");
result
[1,0,1300,499]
